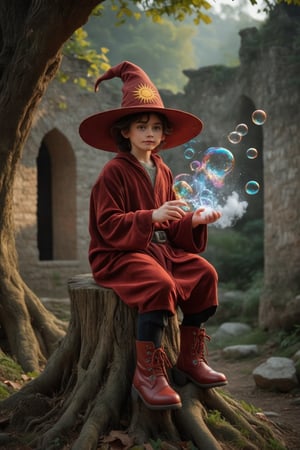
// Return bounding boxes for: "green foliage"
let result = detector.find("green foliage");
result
[0,351,24,399]
[206,409,226,425]
[241,272,263,319]
[84,4,199,92]
[204,219,264,289]
[239,399,262,414]
[278,0,300,5]
[0,352,39,400]
[60,0,268,92]
[60,28,111,91]
[266,438,290,450]
[276,325,300,357]
[129,0,213,25]
[0,351,23,380]
[0,384,10,400]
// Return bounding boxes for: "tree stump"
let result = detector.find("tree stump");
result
[0,274,287,450]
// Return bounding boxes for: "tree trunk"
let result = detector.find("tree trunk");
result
[0,0,102,371]
[0,274,287,450]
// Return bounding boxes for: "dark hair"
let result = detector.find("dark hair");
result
[111,112,172,152]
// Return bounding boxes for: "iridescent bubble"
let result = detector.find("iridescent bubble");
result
[173,174,196,200]
[173,180,193,199]
[199,188,215,207]
[235,123,248,136]
[190,160,201,172]
[245,180,260,195]
[246,147,258,159]
[252,109,267,125]
[227,131,242,144]
[184,147,195,160]
[202,147,235,187]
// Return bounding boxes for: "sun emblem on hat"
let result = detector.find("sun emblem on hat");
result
[133,83,159,104]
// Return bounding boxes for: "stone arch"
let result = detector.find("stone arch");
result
[37,128,77,261]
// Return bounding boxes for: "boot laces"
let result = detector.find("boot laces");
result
[193,328,210,364]
[151,347,172,380]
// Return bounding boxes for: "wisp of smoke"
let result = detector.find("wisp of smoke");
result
[214,191,248,228]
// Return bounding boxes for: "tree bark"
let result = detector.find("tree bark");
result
[0,274,287,450]
[0,0,102,371]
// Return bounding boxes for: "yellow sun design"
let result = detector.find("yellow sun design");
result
[133,83,159,103]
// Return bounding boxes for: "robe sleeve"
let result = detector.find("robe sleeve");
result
[167,213,208,253]
[89,165,154,251]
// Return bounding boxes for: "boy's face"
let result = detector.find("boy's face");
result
[121,113,165,157]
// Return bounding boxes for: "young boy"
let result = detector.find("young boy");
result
[79,61,227,411]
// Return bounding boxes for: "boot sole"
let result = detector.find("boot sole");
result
[173,368,228,389]
[131,386,182,410]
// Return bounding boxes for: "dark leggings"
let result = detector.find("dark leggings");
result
[137,306,217,347]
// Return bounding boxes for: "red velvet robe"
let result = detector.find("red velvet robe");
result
[89,152,218,315]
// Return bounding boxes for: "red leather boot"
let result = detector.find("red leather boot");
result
[175,326,228,388]
[132,340,182,410]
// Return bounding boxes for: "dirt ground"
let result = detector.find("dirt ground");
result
[210,349,300,450]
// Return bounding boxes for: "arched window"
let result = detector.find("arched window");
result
[37,129,77,260]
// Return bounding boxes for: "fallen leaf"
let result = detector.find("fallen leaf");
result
[3,380,22,390]
[99,430,134,450]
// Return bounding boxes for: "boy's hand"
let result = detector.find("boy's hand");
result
[152,200,187,223]
[192,207,221,227]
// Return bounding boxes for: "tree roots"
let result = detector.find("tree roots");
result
[0,275,288,450]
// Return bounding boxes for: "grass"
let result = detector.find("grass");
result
[0,351,35,400]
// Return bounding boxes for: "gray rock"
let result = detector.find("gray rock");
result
[222,344,259,359]
[213,322,252,340]
[253,357,299,392]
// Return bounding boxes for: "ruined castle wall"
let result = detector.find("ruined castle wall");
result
[162,9,300,328]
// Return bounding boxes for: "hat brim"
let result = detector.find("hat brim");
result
[79,106,203,152]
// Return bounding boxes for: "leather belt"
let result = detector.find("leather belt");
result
[151,230,168,244]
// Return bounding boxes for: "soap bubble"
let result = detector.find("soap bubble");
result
[252,110,267,125]
[246,147,258,159]
[184,147,195,160]
[173,174,194,198]
[190,160,201,172]
[245,180,260,195]
[199,188,215,207]
[202,147,235,187]
[227,131,242,144]
[235,123,248,136]
[173,173,200,211]
[173,131,256,227]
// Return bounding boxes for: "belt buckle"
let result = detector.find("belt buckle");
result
[154,230,167,243]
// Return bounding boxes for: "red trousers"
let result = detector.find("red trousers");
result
[94,242,218,316]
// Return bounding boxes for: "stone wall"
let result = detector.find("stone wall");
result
[14,5,300,328]
[14,59,116,297]
[162,6,300,329]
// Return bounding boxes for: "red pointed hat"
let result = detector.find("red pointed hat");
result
[79,61,203,152]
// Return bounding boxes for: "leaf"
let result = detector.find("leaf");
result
[98,430,135,450]
[4,380,22,390]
